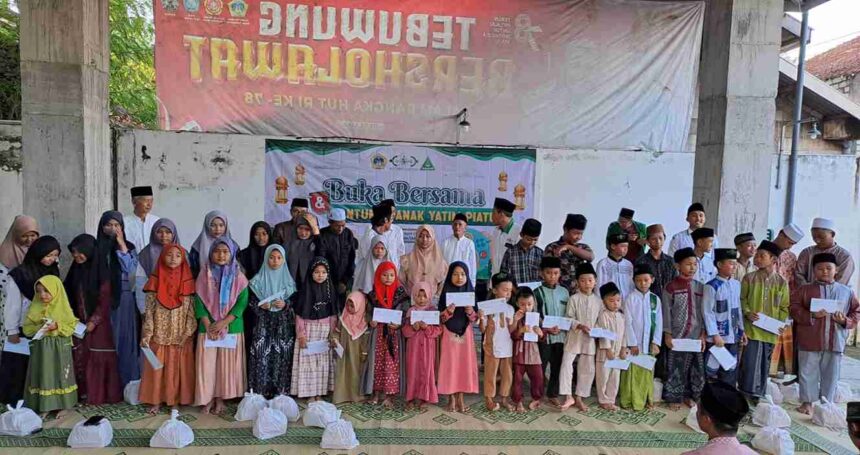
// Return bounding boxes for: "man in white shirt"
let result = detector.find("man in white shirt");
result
[379,199,406,264]
[668,202,718,256]
[123,186,160,250]
[489,198,521,278]
[442,213,477,284]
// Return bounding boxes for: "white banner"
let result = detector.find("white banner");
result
[265,140,536,280]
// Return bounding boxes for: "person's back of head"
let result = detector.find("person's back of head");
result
[697,381,749,437]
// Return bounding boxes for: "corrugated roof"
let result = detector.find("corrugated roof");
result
[806,35,860,81]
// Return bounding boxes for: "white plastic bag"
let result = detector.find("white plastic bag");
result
[835,382,854,404]
[235,389,268,422]
[652,379,663,403]
[303,401,341,428]
[812,397,847,431]
[0,400,42,436]
[67,418,113,448]
[685,405,704,434]
[123,379,141,405]
[767,381,784,405]
[752,396,791,428]
[321,419,360,450]
[150,410,194,449]
[253,407,287,440]
[752,426,795,455]
[269,394,301,422]
[778,382,800,404]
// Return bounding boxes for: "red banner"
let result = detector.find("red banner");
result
[155,0,703,151]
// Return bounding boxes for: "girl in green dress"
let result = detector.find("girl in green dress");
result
[23,275,79,418]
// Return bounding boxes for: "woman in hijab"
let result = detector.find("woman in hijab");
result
[194,239,249,415]
[65,234,122,405]
[400,225,448,296]
[134,218,181,315]
[97,210,140,390]
[0,235,60,405]
[437,261,479,413]
[363,261,409,409]
[190,210,239,278]
[287,214,321,288]
[290,257,337,401]
[0,215,39,269]
[0,215,39,341]
[354,235,390,293]
[247,244,297,398]
[139,244,197,415]
[332,291,370,404]
[238,221,272,280]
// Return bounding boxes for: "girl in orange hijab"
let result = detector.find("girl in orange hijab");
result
[139,245,197,415]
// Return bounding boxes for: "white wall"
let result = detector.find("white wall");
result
[116,129,267,245]
[536,149,696,252]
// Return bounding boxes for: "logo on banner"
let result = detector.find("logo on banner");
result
[514,14,543,51]
[183,0,199,12]
[370,153,387,170]
[204,0,222,15]
[309,192,331,215]
[228,0,247,17]
[161,0,179,12]
[421,158,435,171]
[390,155,418,168]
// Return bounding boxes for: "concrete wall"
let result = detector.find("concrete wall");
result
[0,121,24,231]
[116,129,266,244]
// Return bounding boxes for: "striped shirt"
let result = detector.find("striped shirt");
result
[796,243,855,288]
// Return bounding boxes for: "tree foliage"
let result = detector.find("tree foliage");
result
[109,0,156,128]
[0,0,157,128]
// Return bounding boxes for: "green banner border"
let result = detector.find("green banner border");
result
[265,139,536,162]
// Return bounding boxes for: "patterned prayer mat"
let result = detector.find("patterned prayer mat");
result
[0,395,854,454]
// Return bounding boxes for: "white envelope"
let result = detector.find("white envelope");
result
[411,310,440,325]
[671,338,703,352]
[477,298,510,316]
[605,359,630,370]
[204,333,238,349]
[32,318,53,341]
[141,346,163,370]
[810,298,840,314]
[334,340,345,358]
[524,312,539,342]
[541,316,572,331]
[708,346,737,370]
[73,322,87,339]
[589,328,617,341]
[2,337,30,356]
[521,282,542,290]
[373,308,403,325]
[447,292,475,307]
[303,340,330,356]
[258,290,287,312]
[629,355,657,371]
[753,313,785,335]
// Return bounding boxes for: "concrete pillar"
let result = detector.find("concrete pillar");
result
[693,0,783,243]
[19,0,111,246]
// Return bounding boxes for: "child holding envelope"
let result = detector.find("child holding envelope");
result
[438,262,479,413]
[739,241,789,402]
[364,261,409,409]
[790,253,860,414]
[403,281,442,410]
[478,272,516,412]
[595,282,627,410]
